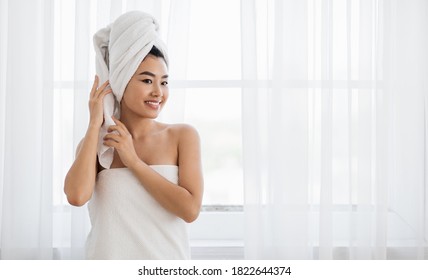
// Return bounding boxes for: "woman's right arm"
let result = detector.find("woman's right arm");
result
[64,76,111,206]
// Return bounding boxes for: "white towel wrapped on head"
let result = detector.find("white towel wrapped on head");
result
[93,11,169,169]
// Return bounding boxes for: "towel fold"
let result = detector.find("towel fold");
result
[93,11,169,168]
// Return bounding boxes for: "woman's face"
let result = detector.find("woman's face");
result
[121,55,169,119]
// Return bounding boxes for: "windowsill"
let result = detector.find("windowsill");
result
[189,207,428,259]
[201,205,243,212]
[189,244,428,260]
[190,240,244,260]
[189,210,244,259]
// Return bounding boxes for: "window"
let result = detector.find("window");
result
[53,0,244,208]
[169,0,243,206]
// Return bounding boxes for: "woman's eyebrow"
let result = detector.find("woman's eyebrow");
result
[138,71,168,79]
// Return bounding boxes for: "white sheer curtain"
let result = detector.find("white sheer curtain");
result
[0,0,189,260]
[0,0,54,259]
[4,0,427,261]
[242,0,428,259]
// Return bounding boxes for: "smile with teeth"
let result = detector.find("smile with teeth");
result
[145,101,161,105]
[144,100,162,109]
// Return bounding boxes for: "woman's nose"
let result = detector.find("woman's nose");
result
[151,84,162,97]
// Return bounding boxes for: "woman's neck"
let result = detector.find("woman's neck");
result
[119,112,157,140]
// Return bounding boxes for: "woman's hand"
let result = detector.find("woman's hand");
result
[103,116,141,168]
[89,75,112,127]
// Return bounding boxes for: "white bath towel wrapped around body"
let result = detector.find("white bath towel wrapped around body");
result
[93,11,168,169]
[85,165,190,259]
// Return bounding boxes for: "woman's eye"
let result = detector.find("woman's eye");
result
[161,81,168,86]
[142,79,152,84]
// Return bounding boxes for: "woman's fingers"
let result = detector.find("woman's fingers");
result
[96,80,110,97]
[88,76,112,127]
[90,75,99,98]
[111,116,129,132]
[90,75,110,99]
[107,124,128,136]
[103,138,118,149]
[99,87,112,99]
[103,133,121,143]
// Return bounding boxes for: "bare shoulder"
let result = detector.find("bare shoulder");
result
[165,123,200,143]
[167,124,202,174]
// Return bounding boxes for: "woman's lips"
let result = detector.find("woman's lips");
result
[144,100,161,110]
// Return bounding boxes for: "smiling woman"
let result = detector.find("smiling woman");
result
[63,11,203,260]
[121,53,169,120]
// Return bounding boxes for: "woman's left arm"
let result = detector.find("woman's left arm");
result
[104,117,203,223]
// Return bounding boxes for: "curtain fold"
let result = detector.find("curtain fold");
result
[67,0,92,260]
[0,0,8,249]
[242,0,428,259]
[0,0,54,259]
[160,0,191,123]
